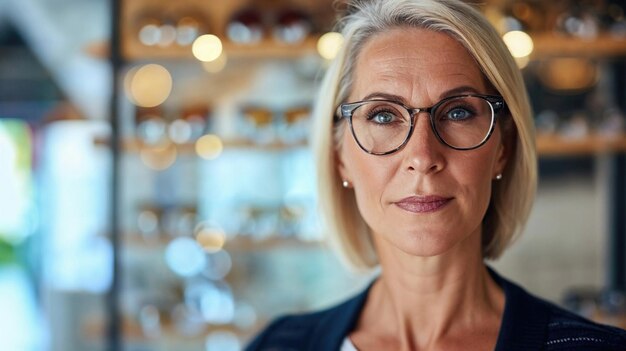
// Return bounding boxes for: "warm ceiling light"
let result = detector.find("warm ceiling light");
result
[192,34,223,62]
[317,32,344,60]
[502,30,534,58]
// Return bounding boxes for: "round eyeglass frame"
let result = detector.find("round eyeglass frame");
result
[336,94,506,155]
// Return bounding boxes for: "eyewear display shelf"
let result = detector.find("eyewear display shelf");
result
[105,1,339,350]
[103,0,626,348]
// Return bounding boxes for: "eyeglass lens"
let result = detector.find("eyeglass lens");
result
[349,96,495,153]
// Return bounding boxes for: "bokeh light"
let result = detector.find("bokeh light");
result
[192,34,223,62]
[203,250,232,280]
[125,64,172,107]
[538,58,598,92]
[196,226,226,253]
[138,24,160,46]
[168,119,193,144]
[137,210,159,236]
[196,134,223,160]
[317,32,344,60]
[158,24,177,47]
[502,30,534,58]
[140,142,177,170]
[165,237,207,277]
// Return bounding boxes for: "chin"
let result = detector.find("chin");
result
[385,229,465,258]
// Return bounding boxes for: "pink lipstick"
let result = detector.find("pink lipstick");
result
[394,196,452,213]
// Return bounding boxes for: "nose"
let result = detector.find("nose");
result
[401,112,445,174]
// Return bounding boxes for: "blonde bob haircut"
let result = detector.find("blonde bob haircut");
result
[312,0,537,271]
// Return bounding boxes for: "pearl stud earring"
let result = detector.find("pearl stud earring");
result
[495,174,503,180]
[342,180,350,188]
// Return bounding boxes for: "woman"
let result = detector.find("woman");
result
[247,0,626,350]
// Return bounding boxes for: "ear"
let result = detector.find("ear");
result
[336,145,352,184]
[493,133,510,177]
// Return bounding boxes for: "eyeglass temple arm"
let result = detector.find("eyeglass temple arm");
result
[488,98,506,114]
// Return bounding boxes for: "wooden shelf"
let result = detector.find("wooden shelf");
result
[93,136,308,153]
[531,33,626,58]
[536,133,626,156]
[116,233,322,252]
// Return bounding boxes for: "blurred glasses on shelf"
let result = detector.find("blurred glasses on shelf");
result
[137,205,162,241]
[238,204,281,239]
[598,107,625,138]
[135,9,209,47]
[226,8,313,45]
[136,107,167,146]
[162,205,198,238]
[239,105,311,145]
[135,105,211,146]
[235,202,307,239]
[554,2,600,39]
[277,106,311,144]
[535,110,560,135]
[277,204,306,237]
[136,204,198,242]
[559,111,590,140]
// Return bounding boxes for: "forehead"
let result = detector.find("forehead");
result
[351,27,487,103]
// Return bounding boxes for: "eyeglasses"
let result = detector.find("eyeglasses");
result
[336,94,506,155]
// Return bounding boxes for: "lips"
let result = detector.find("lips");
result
[394,195,452,213]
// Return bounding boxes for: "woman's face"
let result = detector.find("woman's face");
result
[337,28,508,258]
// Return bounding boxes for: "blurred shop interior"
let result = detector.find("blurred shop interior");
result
[2,0,626,350]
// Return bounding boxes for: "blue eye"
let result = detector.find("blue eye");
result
[446,108,473,121]
[371,111,396,124]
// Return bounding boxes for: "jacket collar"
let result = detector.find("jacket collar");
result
[491,267,550,350]
[307,266,550,351]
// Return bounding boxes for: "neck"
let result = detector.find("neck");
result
[361,231,504,349]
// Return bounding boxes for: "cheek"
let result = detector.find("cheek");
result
[342,131,393,188]
[341,132,395,212]
[452,149,499,210]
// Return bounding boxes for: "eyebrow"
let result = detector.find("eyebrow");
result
[359,85,482,105]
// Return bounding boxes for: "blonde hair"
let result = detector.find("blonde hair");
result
[312,0,537,271]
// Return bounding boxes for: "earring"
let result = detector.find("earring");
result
[495,174,503,180]
[342,180,350,188]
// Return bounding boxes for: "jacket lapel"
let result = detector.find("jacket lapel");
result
[307,282,373,351]
[490,267,550,351]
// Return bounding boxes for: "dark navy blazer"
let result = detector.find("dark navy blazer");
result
[246,268,626,350]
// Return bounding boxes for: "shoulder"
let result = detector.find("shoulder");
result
[244,309,332,350]
[490,267,626,350]
[244,286,370,351]
[502,274,626,350]
[539,297,626,350]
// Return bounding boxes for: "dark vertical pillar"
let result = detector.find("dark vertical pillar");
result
[608,152,626,293]
[607,59,626,293]
[107,0,122,349]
